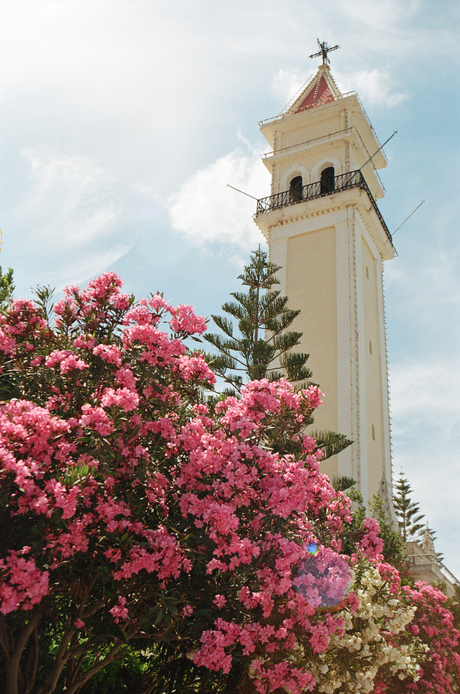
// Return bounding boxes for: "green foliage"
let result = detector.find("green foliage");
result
[331,475,357,493]
[312,431,353,463]
[334,483,367,557]
[78,648,148,694]
[0,267,14,312]
[30,639,149,694]
[33,285,55,325]
[393,474,425,542]
[331,480,406,570]
[138,645,241,694]
[205,248,312,390]
[368,494,406,569]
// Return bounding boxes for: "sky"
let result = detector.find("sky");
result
[0,0,459,577]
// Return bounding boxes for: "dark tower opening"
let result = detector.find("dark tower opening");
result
[320,167,335,194]
[289,176,303,202]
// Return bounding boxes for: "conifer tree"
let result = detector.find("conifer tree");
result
[392,473,425,542]
[205,248,351,460]
[205,248,311,390]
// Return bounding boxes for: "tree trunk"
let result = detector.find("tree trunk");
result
[237,674,258,694]
[4,607,43,694]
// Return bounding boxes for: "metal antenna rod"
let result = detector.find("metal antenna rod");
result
[359,131,397,171]
[392,201,425,235]
[227,184,258,201]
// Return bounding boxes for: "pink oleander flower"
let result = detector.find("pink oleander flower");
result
[148,294,170,313]
[115,367,137,390]
[0,328,17,355]
[302,384,324,409]
[44,479,79,519]
[109,596,129,623]
[93,343,123,367]
[80,404,113,436]
[0,552,49,614]
[169,305,207,336]
[360,517,384,560]
[46,350,88,374]
[100,387,139,412]
[175,354,216,384]
[302,435,316,453]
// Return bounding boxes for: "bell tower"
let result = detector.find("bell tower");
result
[254,48,395,511]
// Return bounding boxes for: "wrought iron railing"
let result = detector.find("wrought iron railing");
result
[255,170,393,246]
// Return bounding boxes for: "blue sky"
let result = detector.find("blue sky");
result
[1,0,459,577]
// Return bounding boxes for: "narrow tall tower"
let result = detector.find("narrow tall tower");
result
[254,55,395,511]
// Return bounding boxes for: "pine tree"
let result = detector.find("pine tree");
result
[205,248,351,460]
[205,248,312,390]
[331,476,357,493]
[392,473,425,542]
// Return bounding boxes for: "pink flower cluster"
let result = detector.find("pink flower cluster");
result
[357,517,385,560]
[46,350,89,374]
[109,596,129,623]
[1,272,443,694]
[400,582,460,693]
[0,551,49,614]
[169,304,207,336]
[250,659,316,694]
[54,272,131,325]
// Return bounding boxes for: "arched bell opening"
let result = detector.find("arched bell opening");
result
[320,166,335,195]
[289,175,303,202]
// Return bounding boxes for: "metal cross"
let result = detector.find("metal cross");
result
[309,39,340,65]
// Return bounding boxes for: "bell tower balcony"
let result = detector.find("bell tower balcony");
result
[255,169,394,249]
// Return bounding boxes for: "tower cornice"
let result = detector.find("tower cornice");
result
[260,92,387,172]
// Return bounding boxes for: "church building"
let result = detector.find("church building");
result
[254,42,395,514]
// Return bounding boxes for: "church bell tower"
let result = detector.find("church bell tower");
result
[254,44,395,511]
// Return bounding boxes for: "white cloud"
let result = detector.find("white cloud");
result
[335,68,408,108]
[168,143,270,251]
[4,149,133,289]
[22,149,117,224]
[391,357,460,437]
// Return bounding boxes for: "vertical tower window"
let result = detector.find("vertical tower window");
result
[320,167,335,194]
[366,265,369,279]
[369,340,372,355]
[289,176,303,202]
[371,425,375,441]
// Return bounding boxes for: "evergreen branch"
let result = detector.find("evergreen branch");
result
[310,430,353,460]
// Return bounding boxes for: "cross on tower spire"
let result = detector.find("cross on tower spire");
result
[309,39,340,66]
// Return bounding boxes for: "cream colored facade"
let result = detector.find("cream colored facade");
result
[255,64,395,512]
[405,529,458,598]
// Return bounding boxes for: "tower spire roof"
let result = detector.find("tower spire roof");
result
[286,63,342,115]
